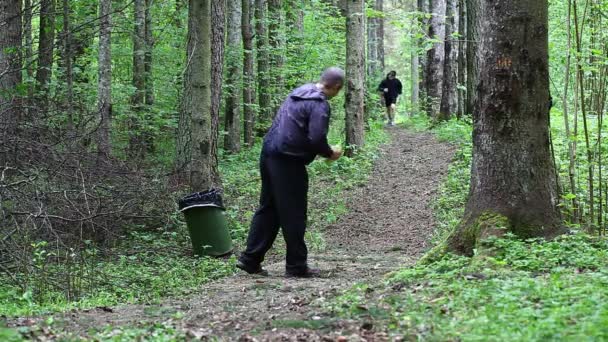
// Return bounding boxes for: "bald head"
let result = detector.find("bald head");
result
[319,67,345,88]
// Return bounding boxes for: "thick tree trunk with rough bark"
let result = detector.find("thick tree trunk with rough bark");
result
[456,0,466,118]
[439,0,458,120]
[446,0,565,256]
[97,0,112,157]
[0,0,22,164]
[224,0,242,153]
[465,0,478,116]
[210,0,224,188]
[255,0,271,129]
[345,0,365,156]
[180,0,219,191]
[36,0,56,101]
[425,0,446,118]
[242,0,255,147]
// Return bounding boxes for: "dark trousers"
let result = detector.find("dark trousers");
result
[239,152,309,273]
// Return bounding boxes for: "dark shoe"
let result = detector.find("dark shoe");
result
[285,267,321,278]
[236,260,269,276]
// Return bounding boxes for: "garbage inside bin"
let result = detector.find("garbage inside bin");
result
[178,189,233,257]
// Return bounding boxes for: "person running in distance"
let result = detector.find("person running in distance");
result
[378,70,403,126]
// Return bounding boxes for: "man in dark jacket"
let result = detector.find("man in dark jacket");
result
[237,67,344,278]
[377,70,403,126]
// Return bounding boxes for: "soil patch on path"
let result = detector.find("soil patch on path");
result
[15,128,456,341]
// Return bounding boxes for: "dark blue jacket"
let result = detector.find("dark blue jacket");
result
[263,84,333,164]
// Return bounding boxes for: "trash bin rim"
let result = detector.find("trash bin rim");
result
[179,203,225,212]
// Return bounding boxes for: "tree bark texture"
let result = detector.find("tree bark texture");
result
[425,0,446,118]
[97,0,112,157]
[375,0,384,73]
[224,0,242,153]
[210,0,224,188]
[446,0,564,256]
[411,47,419,116]
[465,0,479,116]
[144,0,154,106]
[268,0,284,114]
[439,0,458,120]
[456,0,466,118]
[0,0,22,164]
[255,0,271,129]
[181,0,219,191]
[36,0,56,94]
[62,0,74,134]
[129,0,146,158]
[345,0,365,156]
[366,0,380,82]
[23,0,33,80]
[242,0,255,147]
[417,0,428,105]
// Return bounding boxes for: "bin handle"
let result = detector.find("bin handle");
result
[179,204,225,212]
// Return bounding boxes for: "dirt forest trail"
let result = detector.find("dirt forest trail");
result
[42,127,456,341]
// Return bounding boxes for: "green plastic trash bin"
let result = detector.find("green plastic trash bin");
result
[179,190,233,257]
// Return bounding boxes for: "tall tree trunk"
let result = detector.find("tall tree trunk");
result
[242,0,255,147]
[181,0,219,191]
[97,0,112,158]
[23,0,33,102]
[425,0,446,118]
[418,0,428,107]
[573,0,594,230]
[0,0,22,165]
[562,0,578,222]
[367,1,379,82]
[411,48,419,116]
[268,0,284,114]
[439,0,458,120]
[285,0,305,83]
[62,0,74,136]
[410,0,419,116]
[456,0,466,118]
[255,0,271,130]
[345,0,365,156]
[129,0,146,158]
[210,0,224,188]
[446,0,565,256]
[36,0,56,102]
[375,0,384,72]
[464,0,478,116]
[144,0,154,107]
[224,0,242,153]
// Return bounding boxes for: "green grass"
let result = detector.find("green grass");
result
[328,234,608,341]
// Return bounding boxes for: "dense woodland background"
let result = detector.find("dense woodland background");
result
[1,0,608,327]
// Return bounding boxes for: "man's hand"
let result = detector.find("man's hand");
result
[328,146,342,161]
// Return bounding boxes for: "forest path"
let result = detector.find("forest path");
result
[35,127,456,340]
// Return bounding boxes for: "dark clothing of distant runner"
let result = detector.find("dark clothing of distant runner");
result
[239,83,333,274]
[378,78,403,107]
